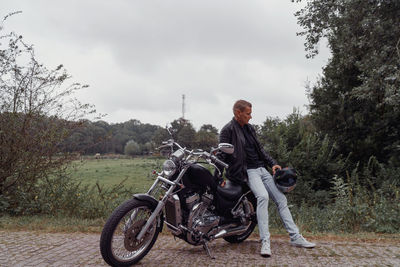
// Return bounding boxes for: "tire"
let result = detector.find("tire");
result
[100,198,163,266]
[223,195,257,244]
[223,221,256,243]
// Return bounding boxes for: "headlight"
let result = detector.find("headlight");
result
[162,159,176,177]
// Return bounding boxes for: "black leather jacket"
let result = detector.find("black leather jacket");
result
[218,118,277,184]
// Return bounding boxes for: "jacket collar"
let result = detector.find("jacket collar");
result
[231,118,246,145]
[231,117,252,131]
[231,117,246,128]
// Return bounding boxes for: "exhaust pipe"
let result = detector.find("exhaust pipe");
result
[213,225,248,239]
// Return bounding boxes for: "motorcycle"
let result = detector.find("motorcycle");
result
[100,129,257,266]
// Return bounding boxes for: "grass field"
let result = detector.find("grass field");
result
[68,157,163,191]
[0,157,166,232]
[3,157,399,236]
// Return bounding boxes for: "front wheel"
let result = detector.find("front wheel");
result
[100,198,163,266]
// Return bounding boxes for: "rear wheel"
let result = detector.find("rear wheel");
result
[223,221,256,243]
[100,198,163,266]
[223,197,257,243]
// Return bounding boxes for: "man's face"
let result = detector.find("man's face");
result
[235,106,252,126]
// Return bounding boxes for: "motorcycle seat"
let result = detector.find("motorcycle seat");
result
[217,180,242,200]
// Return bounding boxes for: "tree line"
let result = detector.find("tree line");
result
[62,118,219,156]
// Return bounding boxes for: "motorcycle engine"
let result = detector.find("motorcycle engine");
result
[192,209,220,234]
[186,193,220,244]
[185,192,200,211]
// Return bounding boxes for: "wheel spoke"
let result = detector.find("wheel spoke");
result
[110,206,158,262]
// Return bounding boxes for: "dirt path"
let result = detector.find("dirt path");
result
[1,230,399,266]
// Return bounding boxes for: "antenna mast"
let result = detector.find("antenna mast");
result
[182,94,186,119]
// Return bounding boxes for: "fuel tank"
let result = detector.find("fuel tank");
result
[181,164,218,192]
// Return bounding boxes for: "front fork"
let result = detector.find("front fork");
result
[136,166,189,241]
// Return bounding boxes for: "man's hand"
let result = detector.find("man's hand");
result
[272,165,282,175]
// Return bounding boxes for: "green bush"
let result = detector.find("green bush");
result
[0,167,134,219]
[259,111,400,233]
[280,161,400,234]
[124,140,141,156]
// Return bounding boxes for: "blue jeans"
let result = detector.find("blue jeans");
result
[247,167,300,242]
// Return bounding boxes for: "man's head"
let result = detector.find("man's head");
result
[233,100,252,126]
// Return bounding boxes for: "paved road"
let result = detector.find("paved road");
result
[1,230,399,266]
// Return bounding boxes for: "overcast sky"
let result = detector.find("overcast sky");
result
[2,0,329,130]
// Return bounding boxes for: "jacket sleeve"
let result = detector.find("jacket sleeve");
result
[215,124,233,174]
[219,124,232,145]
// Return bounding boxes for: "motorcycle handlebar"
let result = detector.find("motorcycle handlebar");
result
[157,139,184,151]
[160,140,229,168]
[198,151,228,169]
[210,155,229,169]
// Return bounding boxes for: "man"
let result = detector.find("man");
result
[219,99,315,257]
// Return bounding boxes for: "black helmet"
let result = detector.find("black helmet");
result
[273,167,297,193]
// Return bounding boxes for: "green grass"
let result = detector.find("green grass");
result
[68,157,163,191]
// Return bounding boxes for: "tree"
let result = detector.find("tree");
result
[294,0,400,165]
[0,14,95,212]
[259,111,346,205]
[170,118,196,149]
[196,124,218,151]
[140,142,154,155]
[152,127,170,147]
[124,140,141,156]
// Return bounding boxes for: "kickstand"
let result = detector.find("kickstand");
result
[203,242,215,259]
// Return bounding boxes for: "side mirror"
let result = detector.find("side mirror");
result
[218,143,234,154]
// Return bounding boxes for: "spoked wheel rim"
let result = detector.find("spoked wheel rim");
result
[110,205,158,262]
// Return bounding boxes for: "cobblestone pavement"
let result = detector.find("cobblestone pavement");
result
[1,230,399,266]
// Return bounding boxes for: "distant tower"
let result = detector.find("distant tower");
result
[182,94,186,119]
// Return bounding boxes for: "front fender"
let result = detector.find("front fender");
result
[132,193,164,229]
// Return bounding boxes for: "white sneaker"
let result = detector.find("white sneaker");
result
[260,240,271,257]
[290,235,316,248]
